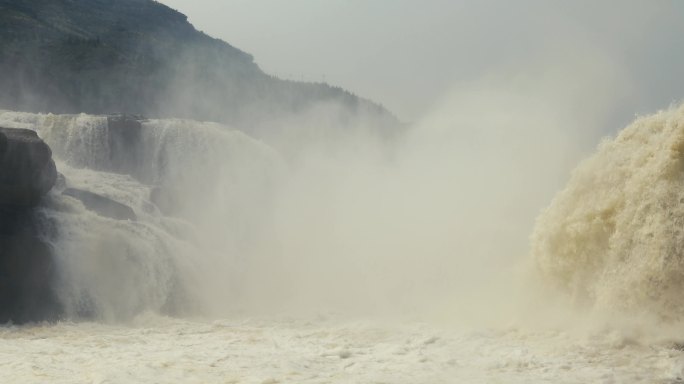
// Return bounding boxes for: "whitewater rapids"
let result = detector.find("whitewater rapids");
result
[0,110,281,319]
[532,104,684,320]
[2,108,684,382]
[2,313,684,383]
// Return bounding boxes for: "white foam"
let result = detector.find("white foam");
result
[0,315,678,383]
[0,110,283,319]
[532,104,684,319]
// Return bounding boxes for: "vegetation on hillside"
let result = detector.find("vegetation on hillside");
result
[0,0,397,130]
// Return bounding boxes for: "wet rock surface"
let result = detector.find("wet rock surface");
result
[63,188,137,221]
[0,206,61,323]
[0,127,60,323]
[0,128,57,206]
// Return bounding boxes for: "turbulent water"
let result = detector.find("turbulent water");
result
[3,108,684,382]
[4,313,684,384]
[532,104,684,320]
[0,111,282,319]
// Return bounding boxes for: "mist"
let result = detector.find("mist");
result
[1,27,641,325]
[5,1,684,382]
[160,0,684,125]
[94,39,635,328]
[0,0,676,329]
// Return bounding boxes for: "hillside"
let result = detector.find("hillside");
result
[0,0,397,131]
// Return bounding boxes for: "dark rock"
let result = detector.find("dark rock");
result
[0,206,62,324]
[0,128,61,323]
[0,128,57,206]
[0,129,7,153]
[63,188,136,221]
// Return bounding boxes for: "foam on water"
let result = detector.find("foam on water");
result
[532,104,684,320]
[0,110,282,320]
[4,107,684,382]
[0,314,680,383]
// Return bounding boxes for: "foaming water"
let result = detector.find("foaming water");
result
[1,313,681,383]
[0,110,282,320]
[531,104,684,321]
[5,103,684,326]
[3,107,684,382]
[0,108,505,319]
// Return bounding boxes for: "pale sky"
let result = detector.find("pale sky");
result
[160,0,684,126]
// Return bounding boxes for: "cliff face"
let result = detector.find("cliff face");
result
[0,0,397,130]
[0,127,60,324]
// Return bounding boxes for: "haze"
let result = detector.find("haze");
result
[159,0,684,127]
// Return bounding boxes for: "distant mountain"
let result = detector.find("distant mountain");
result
[0,0,398,132]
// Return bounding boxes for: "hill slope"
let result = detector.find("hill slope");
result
[0,0,397,130]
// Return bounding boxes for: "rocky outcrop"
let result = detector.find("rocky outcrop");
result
[0,127,60,323]
[0,128,57,206]
[63,188,137,221]
[0,207,61,323]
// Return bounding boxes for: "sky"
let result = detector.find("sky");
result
[159,0,684,128]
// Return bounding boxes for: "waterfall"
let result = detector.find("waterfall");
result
[0,110,282,320]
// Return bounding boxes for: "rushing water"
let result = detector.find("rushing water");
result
[1,313,684,383]
[0,111,283,319]
[3,108,684,382]
[532,104,684,321]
